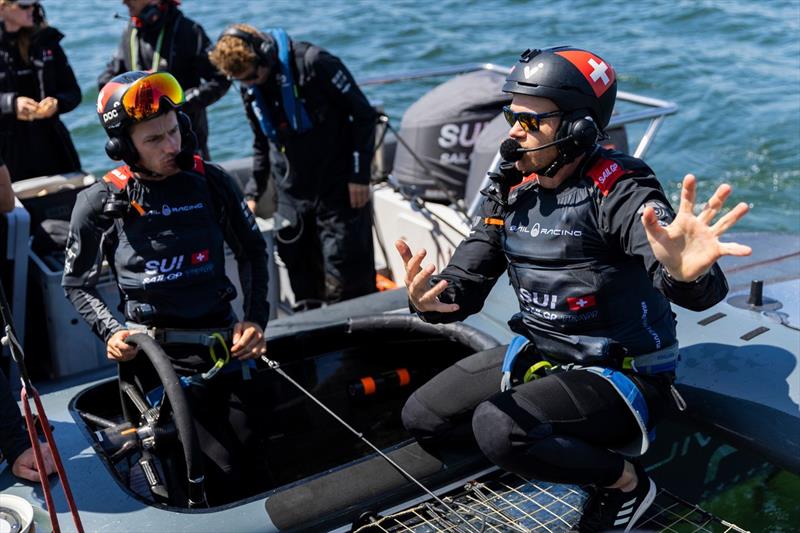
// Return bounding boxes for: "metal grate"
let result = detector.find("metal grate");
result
[353,470,749,532]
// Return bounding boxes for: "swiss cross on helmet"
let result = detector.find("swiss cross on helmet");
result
[503,46,617,131]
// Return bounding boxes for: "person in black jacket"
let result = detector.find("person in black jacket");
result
[64,71,269,505]
[396,47,752,532]
[98,0,230,159]
[209,24,377,309]
[0,0,81,180]
[0,366,56,481]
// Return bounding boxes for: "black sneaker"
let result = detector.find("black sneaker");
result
[576,463,656,532]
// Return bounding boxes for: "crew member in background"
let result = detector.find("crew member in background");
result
[0,0,82,180]
[209,24,377,311]
[397,47,752,532]
[98,0,230,159]
[64,71,269,504]
[1,366,57,481]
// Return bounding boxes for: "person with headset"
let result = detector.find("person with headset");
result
[396,47,752,532]
[63,71,270,505]
[209,24,377,310]
[0,0,82,180]
[98,0,230,159]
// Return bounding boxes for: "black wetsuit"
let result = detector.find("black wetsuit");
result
[242,38,377,305]
[62,161,269,503]
[403,147,728,486]
[0,24,81,180]
[97,6,230,159]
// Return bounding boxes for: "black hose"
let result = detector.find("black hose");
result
[346,315,500,353]
[123,333,207,508]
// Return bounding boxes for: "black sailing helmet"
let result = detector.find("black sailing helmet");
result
[502,46,617,131]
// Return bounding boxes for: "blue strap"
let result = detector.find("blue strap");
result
[586,367,655,453]
[501,335,530,373]
[247,28,312,142]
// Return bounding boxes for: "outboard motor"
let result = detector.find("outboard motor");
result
[392,70,510,202]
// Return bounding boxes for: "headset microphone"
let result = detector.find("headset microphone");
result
[499,137,573,162]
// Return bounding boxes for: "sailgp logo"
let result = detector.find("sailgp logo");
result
[597,163,619,184]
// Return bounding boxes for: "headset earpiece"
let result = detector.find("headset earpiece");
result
[568,117,599,150]
[555,113,599,152]
[105,134,138,164]
[220,26,274,67]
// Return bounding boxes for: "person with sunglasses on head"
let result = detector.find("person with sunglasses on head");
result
[62,71,270,505]
[98,0,231,160]
[396,47,752,532]
[209,24,378,311]
[0,0,82,180]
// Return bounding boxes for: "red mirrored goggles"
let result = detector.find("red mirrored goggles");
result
[120,72,185,122]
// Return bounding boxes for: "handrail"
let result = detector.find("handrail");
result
[357,62,678,159]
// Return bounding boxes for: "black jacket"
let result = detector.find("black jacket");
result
[242,40,377,203]
[0,24,81,180]
[97,6,230,157]
[0,367,28,469]
[417,147,729,366]
[62,161,269,350]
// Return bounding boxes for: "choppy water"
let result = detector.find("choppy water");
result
[54,0,800,232]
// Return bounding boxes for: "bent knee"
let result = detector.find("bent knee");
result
[402,392,447,438]
[472,400,516,466]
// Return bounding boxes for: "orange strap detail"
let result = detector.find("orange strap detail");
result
[396,368,411,387]
[484,217,504,226]
[129,200,146,216]
[102,165,134,191]
[360,377,377,396]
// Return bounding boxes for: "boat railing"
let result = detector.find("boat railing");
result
[358,62,678,160]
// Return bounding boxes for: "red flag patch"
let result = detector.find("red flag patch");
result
[567,295,597,311]
[191,249,209,265]
[554,50,616,98]
[587,157,628,196]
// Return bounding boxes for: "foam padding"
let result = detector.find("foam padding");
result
[265,442,443,531]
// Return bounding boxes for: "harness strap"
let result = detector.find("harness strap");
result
[500,335,530,391]
[127,324,232,347]
[585,366,653,457]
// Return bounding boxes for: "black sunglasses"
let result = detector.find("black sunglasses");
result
[502,105,562,132]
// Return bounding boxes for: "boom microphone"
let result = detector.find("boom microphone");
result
[499,137,573,162]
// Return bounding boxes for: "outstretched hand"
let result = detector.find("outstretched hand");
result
[395,240,459,314]
[642,174,751,282]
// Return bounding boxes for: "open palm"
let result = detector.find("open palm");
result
[642,174,751,282]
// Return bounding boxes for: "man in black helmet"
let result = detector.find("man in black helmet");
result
[63,71,269,505]
[209,24,377,310]
[396,47,752,532]
[98,0,231,159]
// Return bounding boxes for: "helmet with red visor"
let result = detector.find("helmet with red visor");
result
[97,71,196,169]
